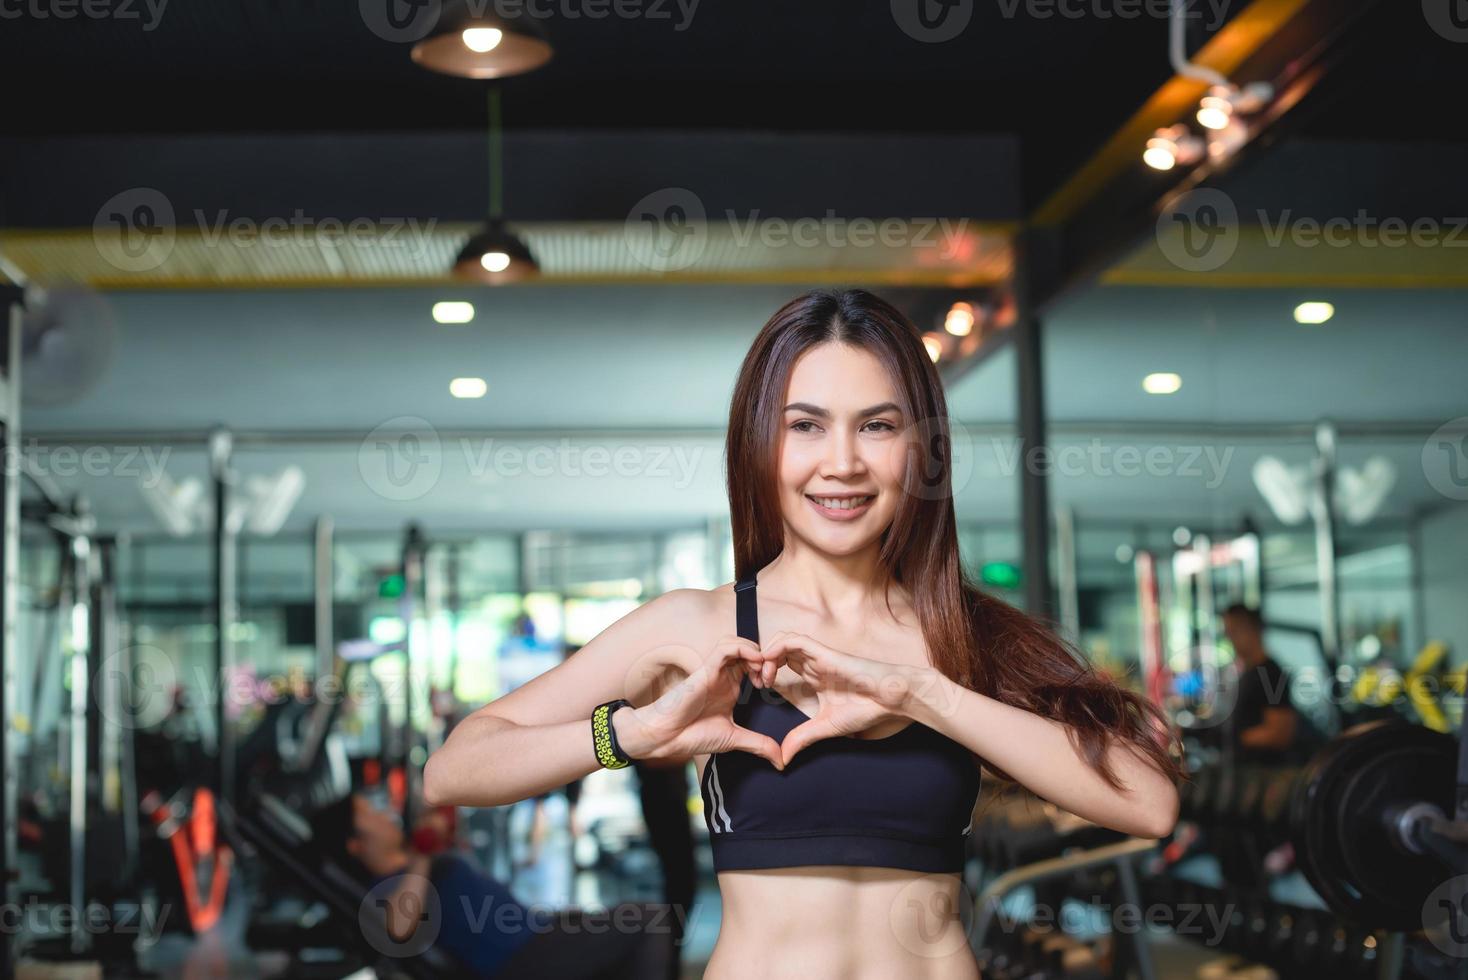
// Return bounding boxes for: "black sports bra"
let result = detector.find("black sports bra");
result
[699,573,983,874]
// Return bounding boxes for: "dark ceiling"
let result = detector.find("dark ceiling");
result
[1,1,1462,210]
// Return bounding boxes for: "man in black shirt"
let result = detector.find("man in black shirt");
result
[1221,603,1297,764]
[1211,603,1299,890]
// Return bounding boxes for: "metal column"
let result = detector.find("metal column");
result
[445,543,461,695]
[1311,421,1342,664]
[1015,306,1053,618]
[62,525,93,956]
[1014,228,1057,619]
[1,301,21,980]
[1055,506,1080,642]
[210,427,237,807]
[95,537,140,899]
[313,516,334,683]
[399,524,429,830]
[290,516,335,774]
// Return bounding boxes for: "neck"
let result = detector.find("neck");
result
[760,538,894,618]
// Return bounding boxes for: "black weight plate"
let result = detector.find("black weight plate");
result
[1292,723,1376,920]
[1292,721,1457,929]
[1334,729,1455,929]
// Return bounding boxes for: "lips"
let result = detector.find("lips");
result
[806,494,875,520]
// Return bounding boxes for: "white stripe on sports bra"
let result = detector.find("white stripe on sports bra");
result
[708,756,733,832]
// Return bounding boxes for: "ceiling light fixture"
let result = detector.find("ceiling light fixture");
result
[1144,125,1204,171]
[944,302,975,336]
[450,377,488,399]
[1294,301,1335,325]
[411,4,553,79]
[1196,90,1235,131]
[454,87,540,284]
[454,219,537,284]
[922,334,944,363]
[1142,372,1182,395]
[432,301,475,324]
[1147,0,1274,170]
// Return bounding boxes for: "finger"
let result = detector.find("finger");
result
[708,637,763,682]
[783,631,838,660]
[780,717,839,767]
[711,634,762,663]
[723,637,784,689]
[728,725,785,771]
[759,632,807,659]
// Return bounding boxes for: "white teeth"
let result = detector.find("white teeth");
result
[812,495,872,511]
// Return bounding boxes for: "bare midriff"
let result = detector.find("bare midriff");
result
[702,864,982,980]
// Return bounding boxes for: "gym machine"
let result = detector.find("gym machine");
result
[9,479,156,972]
[974,718,1468,980]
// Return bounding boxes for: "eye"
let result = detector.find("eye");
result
[864,420,897,433]
[790,420,820,433]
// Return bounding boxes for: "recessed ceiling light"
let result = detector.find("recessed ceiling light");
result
[1143,372,1182,395]
[450,377,488,399]
[432,301,475,324]
[1294,301,1334,325]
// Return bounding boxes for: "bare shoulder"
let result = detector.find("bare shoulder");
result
[646,585,726,645]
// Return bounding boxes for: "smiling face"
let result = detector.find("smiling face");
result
[778,342,909,555]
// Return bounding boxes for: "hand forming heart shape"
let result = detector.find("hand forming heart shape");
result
[621,632,926,770]
[755,631,923,767]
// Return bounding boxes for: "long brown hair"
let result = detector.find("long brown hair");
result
[725,288,1186,794]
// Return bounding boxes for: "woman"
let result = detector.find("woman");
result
[425,288,1185,979]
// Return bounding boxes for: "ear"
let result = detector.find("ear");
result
[346,837,363,857]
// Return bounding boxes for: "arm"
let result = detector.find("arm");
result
[753,631,1179,838]
[903,667,1179,839]
[423,589,710,808]
[1240,706,1297,751]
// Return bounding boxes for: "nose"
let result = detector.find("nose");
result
[821,425,865,477]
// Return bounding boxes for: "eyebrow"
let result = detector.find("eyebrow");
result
[783,401,902,419]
